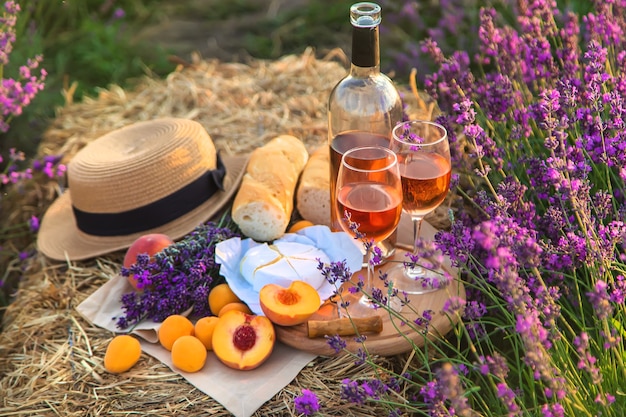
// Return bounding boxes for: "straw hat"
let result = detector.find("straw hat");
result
[37,118,248,261]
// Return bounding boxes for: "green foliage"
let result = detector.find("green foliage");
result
[249,1,350,59]
[1,0,174,157]
[170,0,352,60]
[16,0,161,40]
[164,0,263,20]
[49,19,172,99]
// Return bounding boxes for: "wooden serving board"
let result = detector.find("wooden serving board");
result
[275,215,466,357]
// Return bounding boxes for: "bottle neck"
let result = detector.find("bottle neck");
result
[351,25,380,70]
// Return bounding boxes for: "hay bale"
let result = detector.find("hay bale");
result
[0,254,408,416]
[39,48,345,161]
[0,49,421,416]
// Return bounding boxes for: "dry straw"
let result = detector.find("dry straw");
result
[0,49,450,415]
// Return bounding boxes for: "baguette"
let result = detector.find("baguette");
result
[296,145,331,227]
[232,135,308,241]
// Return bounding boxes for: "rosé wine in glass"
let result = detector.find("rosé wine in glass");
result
[389,120,451,295]
[335,145,402,317]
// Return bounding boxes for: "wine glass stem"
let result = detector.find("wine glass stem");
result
[366,243,374,295]
[411,217,425,274]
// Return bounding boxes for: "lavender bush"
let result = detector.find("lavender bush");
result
[0,1,64,309]
[0,1,46,133]
[296,1,626,415]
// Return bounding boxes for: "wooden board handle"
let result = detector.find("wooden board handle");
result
[307,316,383,338]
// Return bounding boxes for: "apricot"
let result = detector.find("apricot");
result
[288,219,315,233]
[158,314,195,351]
[218,302,252,317]
[171,335,207,373]
[194,316,219,350]
[212,310,275,371]
[259,280,321,326]
[123,233,174,291]
[208,283,242,316]
[104,334,141,374]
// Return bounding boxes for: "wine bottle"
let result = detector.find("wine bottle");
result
[328,2,403,258]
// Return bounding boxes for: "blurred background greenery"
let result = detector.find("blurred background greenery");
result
[2,0,593,160]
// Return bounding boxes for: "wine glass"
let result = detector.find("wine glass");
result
[389,120,451,294]
[335,146,403,317]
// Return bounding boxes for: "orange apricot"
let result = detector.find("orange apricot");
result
[158,314,195,351]
[259,280,321,326]
[288,220,315,233]
[104,334,142,374]
[194,316,219,351]
[212,310,275,371]
[171,335,207,373]
[208,283,242,316]
[218,302,253,317]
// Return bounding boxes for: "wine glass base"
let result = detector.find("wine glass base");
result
[337,293,381,318]
[337,290,404,318]
[388,266,448,295]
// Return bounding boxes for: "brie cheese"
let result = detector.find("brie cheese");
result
[239,241,330,292]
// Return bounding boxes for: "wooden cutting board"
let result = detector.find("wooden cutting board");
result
[275,215,466,357]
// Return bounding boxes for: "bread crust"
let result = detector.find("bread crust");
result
[296,145,331,227]
[232,135,309,241]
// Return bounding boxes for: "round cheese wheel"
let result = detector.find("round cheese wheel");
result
[239,241,331,292]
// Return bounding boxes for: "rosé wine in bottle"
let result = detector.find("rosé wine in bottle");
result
[328,3,403,261]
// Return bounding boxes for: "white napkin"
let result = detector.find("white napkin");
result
[76,274,317,417]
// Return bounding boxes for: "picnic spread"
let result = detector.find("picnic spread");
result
[0,50,464,416]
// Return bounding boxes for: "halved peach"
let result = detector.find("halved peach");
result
[212,310,275,371]
[259,280,321,326]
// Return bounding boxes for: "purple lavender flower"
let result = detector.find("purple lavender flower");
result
[573,332,601,384]
[420,364,472,416]
[541,402,565,417]
[442,296,465,316]
[1,2,47,133]
[117,220,240,327]
[557,12,581,78]
[477,353,510,380]
[586,280,613,320]
[423,46,475,111]
[317,259,352,286]
[112,7,126,21]
[28,215,39,232]
[413,309,434,333]
[583,2,624,47]
[340,378,368,405]
[294,389,320,416]
[609,275,625,304]
[478,73,515,122]
[325,334,346,354]
[496,382,521,416]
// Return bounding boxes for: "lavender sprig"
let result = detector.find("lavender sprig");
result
[1,1,47,133]
[116,217,240,329]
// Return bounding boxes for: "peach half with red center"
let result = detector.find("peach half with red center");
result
[212,310,275,370]
[259,280,321,326]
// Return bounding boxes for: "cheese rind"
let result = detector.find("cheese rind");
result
[239,241,330,292]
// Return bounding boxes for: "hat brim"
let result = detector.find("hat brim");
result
[37,155,248,261]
